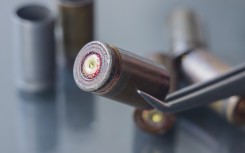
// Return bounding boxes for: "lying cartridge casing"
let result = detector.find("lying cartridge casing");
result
[58,0,93,66]
[169,9,245,124]
[73,41,170,109]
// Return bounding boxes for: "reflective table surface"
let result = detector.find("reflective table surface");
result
[1,0,245,153]
[7,65,245,153]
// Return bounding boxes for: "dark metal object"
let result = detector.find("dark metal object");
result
[138,62,245,113]
[134,54,176,135]
[13,4,56,92]
[73,41,170,109]
[58,0,93,66]
[169,9,245,123]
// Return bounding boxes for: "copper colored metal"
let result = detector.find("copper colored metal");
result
[73,41,170,109]
[134,109,175,135]
[169,9,245,124]
[149,53,178,93]
[133,53,176,135]
[58,0,93,66]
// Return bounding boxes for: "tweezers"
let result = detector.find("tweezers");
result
[138,63,245,113]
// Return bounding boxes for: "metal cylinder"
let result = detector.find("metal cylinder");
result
[13,4,56,92]
[169,9,245,124]
[73,41,170,109]
[58,0,93,66]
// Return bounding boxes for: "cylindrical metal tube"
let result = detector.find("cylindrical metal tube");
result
[58,0,93,66]
[169,9,245,124]
[73,41,170,109]
[13,4,56,92]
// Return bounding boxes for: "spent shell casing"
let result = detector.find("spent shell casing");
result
[73,41,170,109]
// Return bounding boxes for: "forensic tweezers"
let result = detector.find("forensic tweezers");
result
[138,63,245,113]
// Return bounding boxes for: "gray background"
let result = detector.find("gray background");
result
[1,0,245,153]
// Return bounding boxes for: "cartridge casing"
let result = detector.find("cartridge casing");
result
[13,4,56,92]
[74,41,170,109]
[58,0,93,66]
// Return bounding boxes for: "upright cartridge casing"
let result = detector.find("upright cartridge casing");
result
[13,4,56,92]
[58,0,93,66]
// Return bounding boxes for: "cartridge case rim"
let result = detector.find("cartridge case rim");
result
[74,41,115,92]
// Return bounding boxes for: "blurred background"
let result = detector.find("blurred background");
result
[1,0,245,153]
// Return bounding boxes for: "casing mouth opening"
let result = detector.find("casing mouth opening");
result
[16,4,52,22]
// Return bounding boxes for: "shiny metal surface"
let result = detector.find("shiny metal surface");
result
[13,4,56,92]
[9,65,245,153]
[74,41,170,109]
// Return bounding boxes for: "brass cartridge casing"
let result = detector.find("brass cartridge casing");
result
[73,41,170,109]
[58,0,93,66]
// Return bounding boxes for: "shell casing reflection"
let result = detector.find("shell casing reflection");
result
[134,109,175,135]
[73,41,170,109]
[58,0,93,66]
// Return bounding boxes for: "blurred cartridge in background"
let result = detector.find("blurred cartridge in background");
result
[73,41,170,109]
[169,9,245,124]
[13,4,56,93]
[134,54,176,135]
[58,0,94,67]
